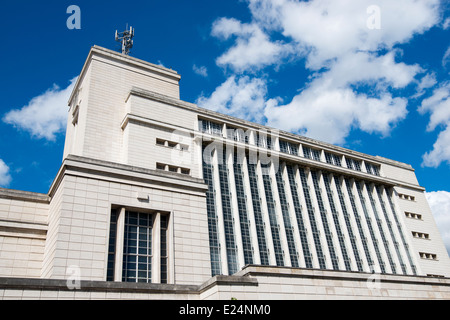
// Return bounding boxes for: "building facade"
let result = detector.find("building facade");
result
[0,46,449,299]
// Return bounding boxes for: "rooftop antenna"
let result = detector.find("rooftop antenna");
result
[115,24,134,55]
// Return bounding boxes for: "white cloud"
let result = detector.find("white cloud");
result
[212,17,297,73]
[0,159,12,188]
[197,75,268,123]
[419,82,450,131]
[413,72,437,98]
[422,126,450,167]
[425,191,450,255]
[264,50,417,144]
[444,17,450,29]
[249,0,440,69]
[443,46,450,67]
[3,77,77,141]
[206,0,440,145]
[419,82,450,167]
[265,83,408,144]
[193,64,208,77]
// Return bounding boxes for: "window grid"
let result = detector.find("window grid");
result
[322,174,352,271]
[200,119,223,136]
[325,152,342,167]
[275,166,299,267]
[233,151,254,265]
[365,163,381,176]
[303,147,321,162]
[334,177,364,272]
[346,158,362,171]
[298,168,327,269]
[279,140,299,156]
[310,171,340,270]
[261,163,284,266]
[227,126,249,144]
[255,132,273,150]
[365,184,397,274]
[386,189,418,275]
[202,145,222,276]
[354,181,386,273]
[122,212,153,283]
[375,186,407,274]
[246,157,270,265]
[286,165,313,268]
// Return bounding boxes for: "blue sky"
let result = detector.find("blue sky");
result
[0,1,449,250]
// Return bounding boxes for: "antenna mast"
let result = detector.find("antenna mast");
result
[115,25,135,55]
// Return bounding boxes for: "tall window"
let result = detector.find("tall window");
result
[160,215,169,284]
[107,209,170,284]
[122,212,153,283]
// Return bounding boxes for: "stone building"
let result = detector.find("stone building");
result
[0,46,449,299]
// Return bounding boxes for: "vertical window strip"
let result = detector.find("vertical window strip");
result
[202,145,222,276]
[386,189,417,275]
[286,165,313,268]
[233,152,254,265]
[322,174,352,271]
[246,157,270,265]
[334,177,364,272]
[298,168,327,269]
[275,166,299,267]
[160,215,168,284]
[343,179,374,268]
[218,151,239,275]
[365,184,397,274]
[354,181,386,274]
[375,186,407,275]
[106,209,118,281]
[310,171,340,270]
[261,163,285,266]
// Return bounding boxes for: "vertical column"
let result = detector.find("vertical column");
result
[385,187,421,275]
[373,185,405,274]
[298,167,328,269]
[353,180,388,274]
[377,186,409,275]
[332,176,365,272]
[286,164,318,268]
[246,153,271,266]
[283,164,308,268]
[227,147,246,270]
[272,162,296,267]
[212,148,230,276]
[202,144,223,276]
[364,183,396,274]
[321,172,353,271]
[114,207,126,282]
[167,213,175,284]
[341,178,372,273]
[309,170,339,270]
[256,160,277,266]
[152,213,161,284]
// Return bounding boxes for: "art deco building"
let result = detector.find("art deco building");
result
[0,46,449,299]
